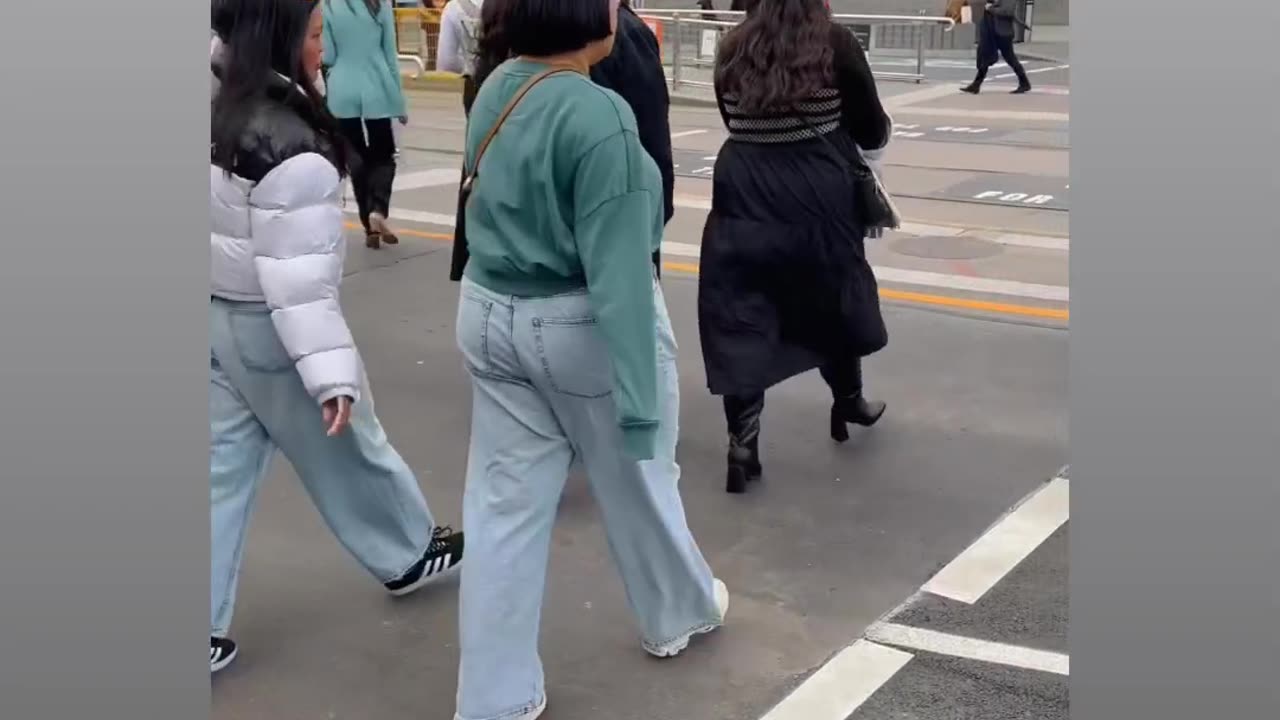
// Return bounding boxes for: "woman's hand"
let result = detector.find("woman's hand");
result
[322,395,353,436]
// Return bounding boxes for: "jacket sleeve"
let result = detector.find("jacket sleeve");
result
[380,4,407,114]
[572,130,661,460]
[988,0,1017,17]
[832,26,891,152]
[435,4,465,75]
[248,153,362,406]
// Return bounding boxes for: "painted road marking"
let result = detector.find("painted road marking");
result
[656,242,1068,302]
[344,168,461,203]
[995,63,1071,80]
[894,107,1070,122]
[390,168,460,190]
[922,476,1070,604]
[349,206,1069,293]
[356,202,1071,253]
[935,175,1070,211]
[757,640,914,720]
[670,129,708,139]
[865,623,1069,676]
[871,267,1068,302]
[344,220,1068,320]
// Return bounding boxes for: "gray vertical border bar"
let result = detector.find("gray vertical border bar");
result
[1073,0,1280,718]
[0,1,209,718]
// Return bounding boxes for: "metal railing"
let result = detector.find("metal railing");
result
[634,9,956,89]
[387,6,956,87]
[393,6,443,74]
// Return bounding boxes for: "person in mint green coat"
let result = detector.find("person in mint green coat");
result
[322,0,407,248]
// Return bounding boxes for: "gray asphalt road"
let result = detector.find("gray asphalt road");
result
[210,236,1068,720]
[852,522,1070,719]
[869,55,1071,88]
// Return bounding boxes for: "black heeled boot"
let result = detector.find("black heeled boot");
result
[726,436,763,494]
[830,394,887,443]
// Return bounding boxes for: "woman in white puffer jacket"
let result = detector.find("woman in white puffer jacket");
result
[208,0,463,675]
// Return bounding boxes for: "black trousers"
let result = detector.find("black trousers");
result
[337,117,398,232]
[973,33,1030,88]
[723,359,864,444]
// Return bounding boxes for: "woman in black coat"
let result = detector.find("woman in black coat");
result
[701,0,892,493]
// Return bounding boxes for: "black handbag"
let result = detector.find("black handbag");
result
[793,109,900,233]
[791,110,890,357]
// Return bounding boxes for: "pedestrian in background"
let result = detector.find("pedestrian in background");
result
[701,0,894,493]
[209,0,463,676]
[436,0,485,113]
[452,0,728,716]
[961,0,1032,94]
[322,0,408,248]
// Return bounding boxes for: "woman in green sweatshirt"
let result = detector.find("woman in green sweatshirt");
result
[451,1,727,718]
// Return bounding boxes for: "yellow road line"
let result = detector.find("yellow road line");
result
[347,223,1069,322]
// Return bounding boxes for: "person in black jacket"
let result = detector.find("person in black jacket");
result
[590,0,676,273]
[449,0,675,280]
[702,0,892,493]
[961,0,1031,94]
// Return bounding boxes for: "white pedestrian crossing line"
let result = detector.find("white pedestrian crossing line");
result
[865,623,1070,676]
[345,207,1068,303]
[757,640,914,720]
[344,169,461,203]
[922,476,1070,604]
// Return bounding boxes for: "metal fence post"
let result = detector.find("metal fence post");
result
[915,11,927,83]
[672,16,684,91]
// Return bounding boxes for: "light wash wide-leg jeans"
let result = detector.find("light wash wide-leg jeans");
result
[209,298,435,638]
[453,277,721,720]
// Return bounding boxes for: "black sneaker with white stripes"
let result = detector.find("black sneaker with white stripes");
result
[211,636,238,673]
[384,526,465,597]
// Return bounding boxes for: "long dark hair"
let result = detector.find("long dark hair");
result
[472,0,514,88]
[211,0,348,176]
[715,0,835,114]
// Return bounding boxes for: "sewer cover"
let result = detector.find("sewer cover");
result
[889,234,1003,261]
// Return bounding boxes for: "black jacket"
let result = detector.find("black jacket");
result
[211,61,340,183]
[590,6,675,227]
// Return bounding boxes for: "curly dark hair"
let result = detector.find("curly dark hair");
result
[715,0,835,114]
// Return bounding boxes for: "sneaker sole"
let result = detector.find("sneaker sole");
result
[211,646,238,674]
[644,579,730,659]
[387,558,463,598]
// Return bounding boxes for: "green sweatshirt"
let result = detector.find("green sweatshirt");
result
[463,59,665,460]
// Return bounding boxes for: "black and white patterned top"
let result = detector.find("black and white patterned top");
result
[720,88,843,144]
[714,25,890,151]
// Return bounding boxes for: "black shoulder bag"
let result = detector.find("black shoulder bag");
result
[793,110,901,234]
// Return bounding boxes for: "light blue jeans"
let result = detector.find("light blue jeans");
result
[209,298,435,637]
[453,277,720,720]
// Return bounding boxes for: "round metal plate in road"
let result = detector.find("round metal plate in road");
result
[889,235,1004,261]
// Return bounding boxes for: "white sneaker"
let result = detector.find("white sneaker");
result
[643,578,730,658]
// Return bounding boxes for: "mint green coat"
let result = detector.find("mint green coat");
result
[322,0,406,120]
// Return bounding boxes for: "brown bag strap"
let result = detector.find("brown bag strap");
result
[462,67,578,192]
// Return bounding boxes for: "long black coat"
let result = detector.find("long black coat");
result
[698,26,890,397]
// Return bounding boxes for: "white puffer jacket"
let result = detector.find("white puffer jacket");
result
[210,73,361,405]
